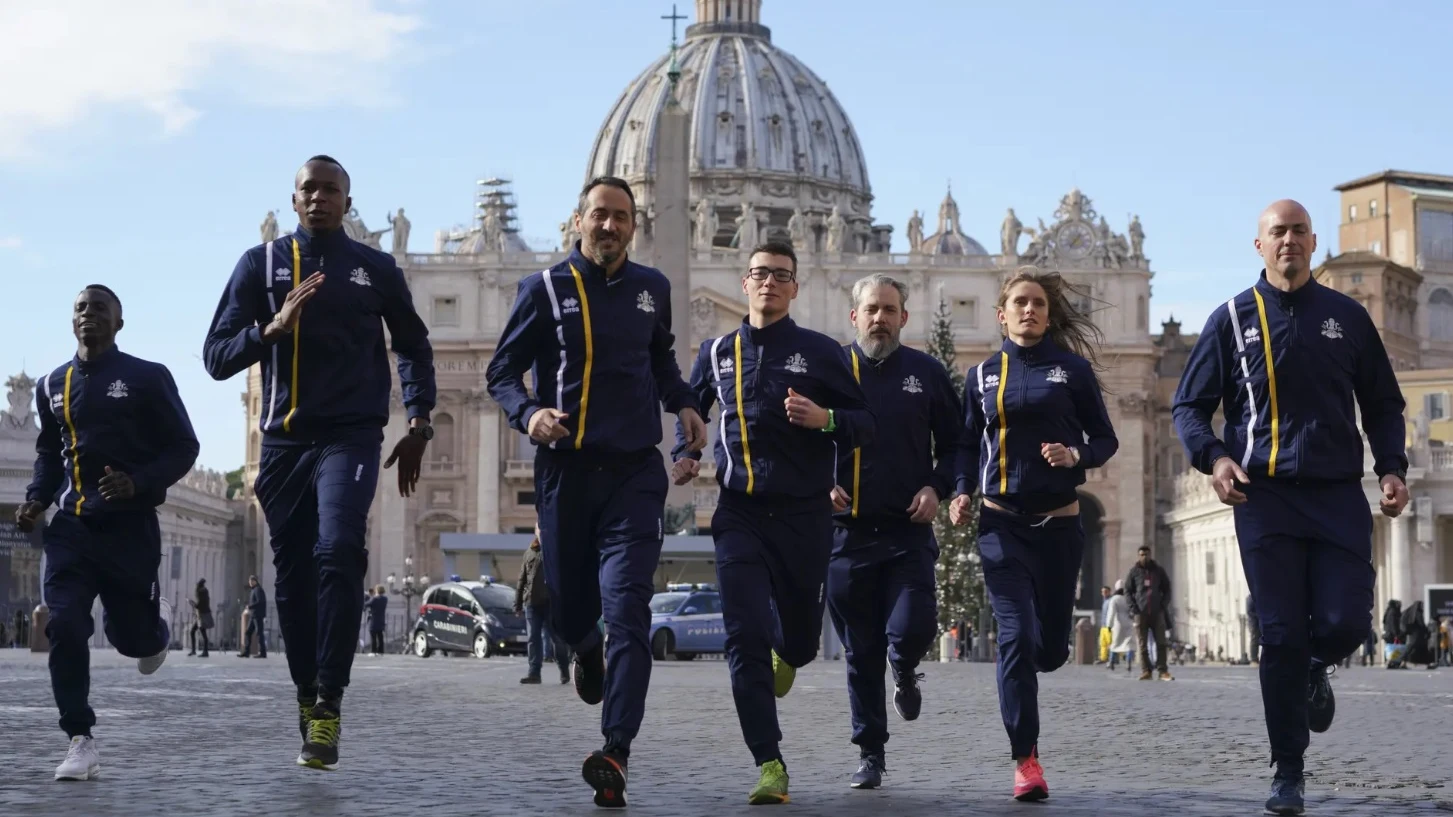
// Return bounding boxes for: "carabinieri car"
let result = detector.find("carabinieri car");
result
[648,583,724,660]
[412,578,526,658]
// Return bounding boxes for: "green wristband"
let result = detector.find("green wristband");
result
[820,409,836,433]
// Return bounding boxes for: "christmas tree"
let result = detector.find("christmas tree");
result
[926,286,986,648]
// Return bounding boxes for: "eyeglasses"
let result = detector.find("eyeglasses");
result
[746,266,796,283]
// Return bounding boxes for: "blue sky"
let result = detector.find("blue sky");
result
[1,0,1448,472]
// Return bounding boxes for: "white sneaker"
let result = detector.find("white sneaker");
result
[138,597,172,675]
[55,736,100,781]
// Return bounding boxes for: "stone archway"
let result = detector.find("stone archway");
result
[1076,492,1107,611]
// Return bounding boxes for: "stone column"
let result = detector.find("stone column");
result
[476,396,501,535]
[655,69,695,511]
[1114,392,1150,570]
[1390,511,1412,604]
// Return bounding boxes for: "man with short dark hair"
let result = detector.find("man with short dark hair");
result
[515,526,570,685]
[1124,546,1172,681]
[486,175,705,808]
[1173,198,1409,814]
[671,240,875,804]
[825,273,960,790]
[203,154,437,772]
[239,575,267,658]
[19,285,200,781]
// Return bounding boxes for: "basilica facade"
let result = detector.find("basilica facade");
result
[234,0,1164,614]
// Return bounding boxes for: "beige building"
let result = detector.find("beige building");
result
[234,0,1161,613]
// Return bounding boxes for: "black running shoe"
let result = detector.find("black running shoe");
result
[850,754,884,789]
[296,699,314,741]
[297,701,340,771]
[892,667,924,721]
[573,644,605,706]
[582,750,627,808]
[1308,663,1335,734]
[1264,772,1305,815]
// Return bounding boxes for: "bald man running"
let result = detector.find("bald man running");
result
[1171,199,1409,815]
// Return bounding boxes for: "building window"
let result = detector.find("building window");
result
[1350,272,1362,284]
[1425,392,1449,421]
[1430,288,1453,341]
[1136,295,1147,330]
[433,296,459,326]
[1370,240,1382,255]
[951,297,978,329]
[171,546,183,580]
[517,491,536,506]
[513,526,535,534]
[1370,200,1378,218]
[433,413,456,462]
[1205,551,1215,585]
[1418,209,1453,264]
[1348,204,1357,222]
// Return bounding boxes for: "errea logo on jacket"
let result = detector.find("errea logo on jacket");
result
[562,297,580,314]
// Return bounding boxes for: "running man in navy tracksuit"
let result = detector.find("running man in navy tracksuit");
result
[670,239,875,805]
[17,285,200,781]
[486,176,706,808]
[825,273,961,790]
[1172,199,1408,816]
[203,155,437,772]
[949,268,1118,802]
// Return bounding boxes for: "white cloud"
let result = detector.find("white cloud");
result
[0,1,421,161]
[0,236,20,250]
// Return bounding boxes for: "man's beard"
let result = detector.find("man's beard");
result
[857,330,900,359]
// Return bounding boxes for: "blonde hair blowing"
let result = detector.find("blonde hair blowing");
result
[997,265,1108,378]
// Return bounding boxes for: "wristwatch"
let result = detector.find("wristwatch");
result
[408,424,434,441]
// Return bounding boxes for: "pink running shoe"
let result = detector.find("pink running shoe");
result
[1014,751,1049,802]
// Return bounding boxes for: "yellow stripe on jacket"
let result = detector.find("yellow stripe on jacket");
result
[734,332,755,495]
[1251,289,1280,476]
[849,348,861,517]
[62,366,84,514]
[282,239,302,432]
[567,264,596,450]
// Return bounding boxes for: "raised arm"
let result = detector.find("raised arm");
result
[202,250,268,381]
[953,372,987,496]
[131,364,201,496]
[1351,310,1408,479]
[1171,311,1233,474]
[819,347,875,449]
[24,375,64,509]
[673,343,718,461]
[380,256,437,423]
[485,277,545,435]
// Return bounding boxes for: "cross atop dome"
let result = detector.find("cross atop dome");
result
[688,0,770,40]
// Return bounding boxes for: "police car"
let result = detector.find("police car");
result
[411,577,527,658]
[649,583,724,661]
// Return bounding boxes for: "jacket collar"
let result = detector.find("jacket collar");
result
[1254,268,1319,306]
[568,242,631,282]
[741,314,797,345]
[73,346,119,372]
[1001,334,1059,363]
[291,224,351,255]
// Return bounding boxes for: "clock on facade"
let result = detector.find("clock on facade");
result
[1057,221,1095,257]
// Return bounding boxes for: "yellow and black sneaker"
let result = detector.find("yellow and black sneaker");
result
[297,699,315,741]
[296,701,341,771]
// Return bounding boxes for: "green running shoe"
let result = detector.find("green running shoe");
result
[296,702,341,771]
[771,651,795,699]
[749,759,790,805]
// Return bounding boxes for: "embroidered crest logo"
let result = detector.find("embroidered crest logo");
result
[985,373,1000,390]
[106,380,128,399]
[349,267,371,287]
[1321,318,1343,339]
[1243,325,1260,344]
[784,353,808,374]
[562,297,581,315]
[1046,366,1069,384]
[902,375,924,394]
[636,291,656,313]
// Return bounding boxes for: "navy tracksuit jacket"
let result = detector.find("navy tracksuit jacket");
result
[1172,271,1407,773]
[204,225,436,694]
[956,336,1118,759]
[26,349,199,737]
[676,314,874,766]
[485,245,696,754]
[826,342,961,757]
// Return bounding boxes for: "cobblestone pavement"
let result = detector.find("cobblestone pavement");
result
[0,648,1448,816]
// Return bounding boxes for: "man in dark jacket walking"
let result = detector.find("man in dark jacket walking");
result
[516,530,569,685]
[241,575,268,658]
[1125,546,1172,680]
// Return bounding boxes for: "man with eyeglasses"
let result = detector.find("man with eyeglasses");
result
[670,239,875,805]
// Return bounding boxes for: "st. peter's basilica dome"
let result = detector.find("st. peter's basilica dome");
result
[585,0,887,251]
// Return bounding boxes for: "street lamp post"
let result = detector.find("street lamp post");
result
[385,556,430,650]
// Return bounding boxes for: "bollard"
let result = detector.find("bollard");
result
[1073,617,1095,665]
[30,602,50,653]
[939,632,956,663]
